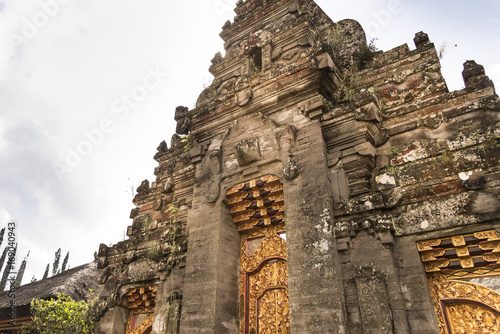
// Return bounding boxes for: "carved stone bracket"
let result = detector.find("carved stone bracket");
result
[334,215,395,249]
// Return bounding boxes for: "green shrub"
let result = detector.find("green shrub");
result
[22,292,104,334]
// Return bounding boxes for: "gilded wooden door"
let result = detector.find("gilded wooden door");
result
[125,286,157,334]
[226,175,290,334]
[428,273,500,333]
[417,231,500,333]
[241,229,290,334]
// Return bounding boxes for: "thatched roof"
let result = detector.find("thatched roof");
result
[0,262,100,321]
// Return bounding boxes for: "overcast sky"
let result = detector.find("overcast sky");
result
[0,0,499,286]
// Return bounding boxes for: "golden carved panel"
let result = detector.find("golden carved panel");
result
[126,285,157,309]
[239,228,289,334]
[451,235,466,247]
[417,231,500,272]
[227,175,285,233]
[229,176,289,334]
[258,289,290,334]
[417,239,441,252]
[421,249,446,262]
[427,266,500,333]
[420,231,500,333]
[125,285,157,334]
[474,230,500,241]
[127,313,154,334]
[445,302,500,333]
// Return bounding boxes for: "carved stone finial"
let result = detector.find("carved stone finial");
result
[463,60,485,80]
[211,52,223,65]
[174,106,191,135]
[462,60,494,90]
[222,20,231,31]
[157,140,168,152]
[174,106,189,121]
[137,179,150,194]
[413,31,430,49]
[130,208,140,219]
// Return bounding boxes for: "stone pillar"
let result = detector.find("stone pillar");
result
[179,184,240,333]
[95,306,128,334]
[285,121,348,333]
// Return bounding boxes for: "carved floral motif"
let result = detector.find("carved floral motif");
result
[240,228,289,334]
[427,271,500,334]
[127,313,154,334]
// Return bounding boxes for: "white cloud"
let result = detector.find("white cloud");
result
[488,63,500,90]
[0,208,11,225]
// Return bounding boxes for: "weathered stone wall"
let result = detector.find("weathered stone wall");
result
[328,30,500,333]
[95,0,499,333]
[95,135,195,334]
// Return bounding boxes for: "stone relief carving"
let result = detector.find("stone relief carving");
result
[283,157,300,180]
[198,128,231,203]
[174,106,190,135]
[235,138,261,166]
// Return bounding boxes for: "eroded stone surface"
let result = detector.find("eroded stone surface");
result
[95,1,500,333]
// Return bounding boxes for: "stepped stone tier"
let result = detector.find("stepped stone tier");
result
[94,0,500,333]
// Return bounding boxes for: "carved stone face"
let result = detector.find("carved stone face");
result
[235,138,261,166]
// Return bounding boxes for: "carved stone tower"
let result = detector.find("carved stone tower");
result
[95,0,500,333]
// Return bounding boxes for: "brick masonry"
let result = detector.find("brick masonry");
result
[95,1,500,333]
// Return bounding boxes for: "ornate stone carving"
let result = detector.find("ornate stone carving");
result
[157,140,168,152]
[153,198,163,211]
[235,138,261,166]
[334,215,395,239]
[136,180,150,194]
[205,178,221,203]
[162,176,173,194]
[130,208,139,219]
[236,89,253,107]
[282,157,300,179]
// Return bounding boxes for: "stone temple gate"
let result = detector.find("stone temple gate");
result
[94,0,500,333]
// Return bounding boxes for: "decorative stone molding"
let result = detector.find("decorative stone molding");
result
[334,215,395,240]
